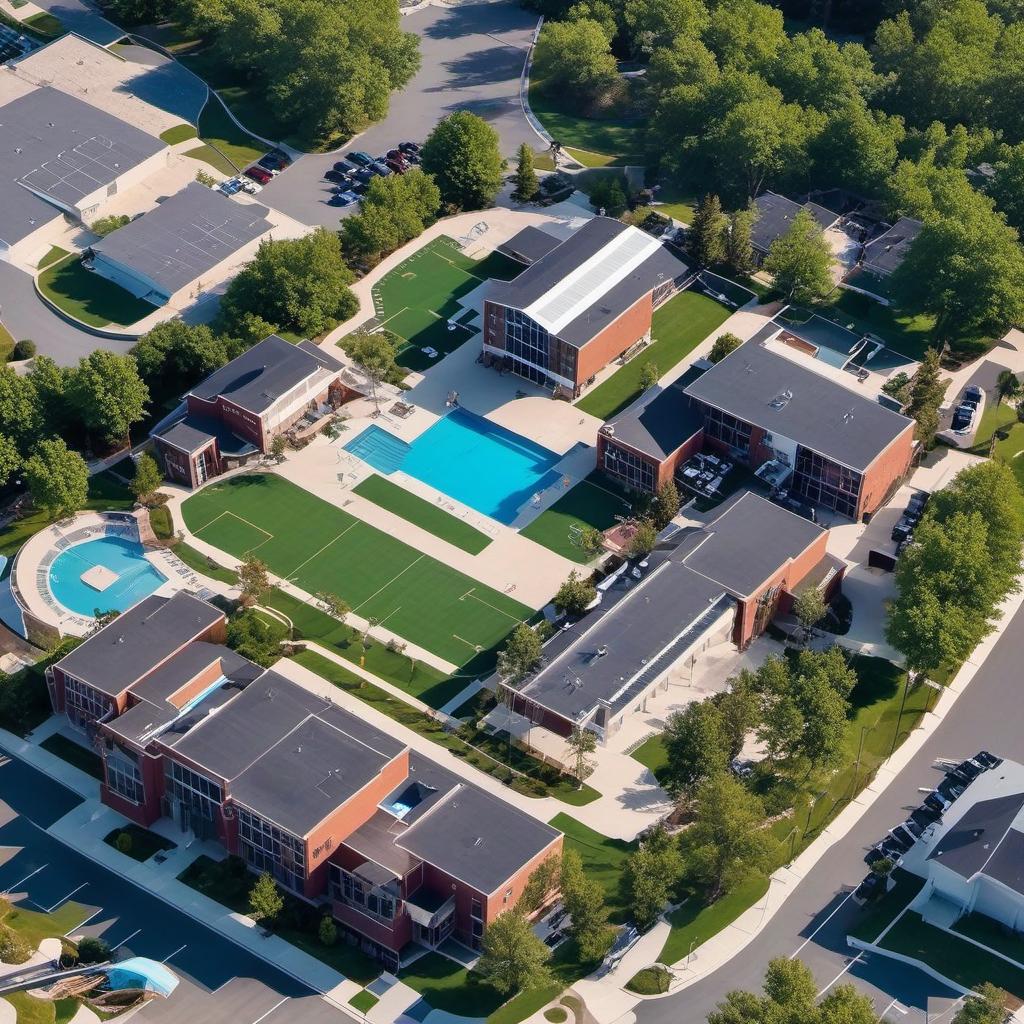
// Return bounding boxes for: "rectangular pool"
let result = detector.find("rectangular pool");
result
[344,409,563,525]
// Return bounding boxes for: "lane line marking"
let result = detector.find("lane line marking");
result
[111,927,141,951]
[790,888,856,958]
[3,863,48,894]
[353,554,424,612]
[816,952,863,998]
[251,997,289,1024]
[65,908,102,936]
[163,943,187,963]
[47,881,87,912]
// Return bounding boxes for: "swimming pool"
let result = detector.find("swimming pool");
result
[49,536,167,617]
[345,408,563,525]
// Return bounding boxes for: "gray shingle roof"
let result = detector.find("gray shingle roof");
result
[751,192,839,254]
[187,335,332,414]
[604,372,705,460]
[683,341,913,471]
[154,413,257,456]
[497,225,561,265]
[0,86,165,247]
[928,793,1024,892]
[862,217,922,276]
[55,592,224,697]
[91,182,271,296]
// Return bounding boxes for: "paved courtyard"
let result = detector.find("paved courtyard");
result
[259,1,541,226]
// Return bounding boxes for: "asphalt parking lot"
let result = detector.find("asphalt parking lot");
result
[259,0,541,227]
[0,754,348,1024]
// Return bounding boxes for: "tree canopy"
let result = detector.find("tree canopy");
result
[763,208,835,303]
[23,439,89,520]
[476,910,552,995]
[340,169,441,264]
[421,112,504,212]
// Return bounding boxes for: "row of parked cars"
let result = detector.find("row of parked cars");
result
[323,142,421,207]
[218,149,292,197]
[951,384,983,435]
[854,750,1003,903]
[890,489,929,546]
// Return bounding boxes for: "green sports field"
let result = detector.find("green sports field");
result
[359,237,522,372]
[181,474,531,665]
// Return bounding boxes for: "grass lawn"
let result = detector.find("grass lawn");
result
[171,541,239,584]
[576,292,731,420]
[529,81,643,164]
[400,953,505,1016]
[348,991,379,1014]
[626,967,671,995]
[0,321,14,362]
[549,813,634,919]
[818,290,936,362]
[630,733,669,783]
[39,734,102,779]
[179,855,380,983]
[520,472,636,563]
[181,473,533,666]
[38,254,154,328]
[992,422,1024,491]
[564,148,622,168]
[38,245,69,271]
[882,911,1024,999]
[103,823,176,862]
[954,913,1024,964]
[159,123,198,145]
[2,899,88,950]
[149,504,174,540]
[349,237,521,373]
[5,991,57,1024]
[192,96,265,174]
[654,185,698,224]
[353,474,491,554]
[847,868,924,944]
[23,10,63,35]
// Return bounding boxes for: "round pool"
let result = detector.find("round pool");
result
[48,536,167,617]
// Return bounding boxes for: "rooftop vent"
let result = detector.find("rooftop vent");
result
[842,408,855,423]
[769,389,793,410]
[597,645,608,658]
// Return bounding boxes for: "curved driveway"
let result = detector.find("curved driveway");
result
[634,602,1024,1023]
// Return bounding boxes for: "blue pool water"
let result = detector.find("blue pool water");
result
[49,536,167,617]
[345,408,563,524]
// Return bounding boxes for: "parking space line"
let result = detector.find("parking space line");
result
[66,908,102,936]
[111,928,141,951]
[790,889,856,959]
[816,952,863,997]
[2,863,47,894]
[46,882,88,912]
[210,977,235,995]
[251,997,288,1024]
[163,944,187,963]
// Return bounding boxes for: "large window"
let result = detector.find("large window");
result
[702,407,753,457]
[791,446,861,518]
[237,807,305,893]
[64,676,111,730]
[165,761,222,822]
[504,308,551,370]
[106,750,144,804]
[603,442,655,493]
[329,865,396,924]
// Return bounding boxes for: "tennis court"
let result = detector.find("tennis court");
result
[181,474,532,665]
[364,237,522,372]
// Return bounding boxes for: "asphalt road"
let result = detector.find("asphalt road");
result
[259,1,541,227]
[0,755,349,1024]
[635,598,1024,1024]
[22,0,121,44]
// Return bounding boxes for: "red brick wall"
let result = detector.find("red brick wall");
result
[575,293,654,386]
[101,749,165,827]
[331,900,412,952]
[217,399,265,450]
[154,437,197,488]
[483,838,563,923]
[858,425,914,518]
[166,658,227,709]
[505,689,574,738]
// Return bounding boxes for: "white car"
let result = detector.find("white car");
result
[239,178,263,194]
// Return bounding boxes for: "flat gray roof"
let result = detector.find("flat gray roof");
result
[92,182,271,295]
[397,782,560,895]
[683,341,913,471]
[929,793,1024,893]
[497,225,561,264]
[751,192,839,254]
[187,335,333,414]
[605,372,705,460]
[55,592,224,697]
[0,86,165,246]
[682,492,826,598]
[154,413,258,457]
[487,217,690,348]
[863,217,922,276]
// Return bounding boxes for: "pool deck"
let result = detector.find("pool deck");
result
[11,511,218,638]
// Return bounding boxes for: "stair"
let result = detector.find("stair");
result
[345,426,410,475]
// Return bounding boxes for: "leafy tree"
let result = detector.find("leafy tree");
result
[952,984,1009,1024]
[512,144,540,203]
[988,143,1024,232]
[0,435,20,490]
[227,609,286,666]
[114,831,133,854]
[318,916,337,946]
[793,588,827,641]
[12,339,35,361]
[195,169,217,188]
[340,169,441,263]
[628,520,658,556]
[687,194,727,267]
[532,19,619,101]
[0,366,41,454]
[218,230,358,339]
[709,333,742,363]
[270,434,287,462]
[131,320,228,404]
[345,330,400,410]
[810,100,904,195]
[768,29,881,111]
[625,826,683,930]
[103,0,168,24]
[497,624,544,683]
[996,370,1021,406]
[764,209,835,303]
[718,673,761,760]
[904,349,946,445]
[555,570,597,616]
[23,439,88,520]
[639,361,660,391]
[705,0,787,73]
[724,207,756,276]
[566,0,619,44]
[316,592,351,622]
[662,698,729,803]
[881,370,912,403]
[76,936,111,965]
[580,525,605,557]
[566,726,597,788]
[90,214,130,237]
[588,175,628,216]
[248,871,283,926]
[560,849,611,962]
[131,454,163,505]
[421,112,504,212]
[26,356,70,437]
[476,910,552,995]
[67,351,149,448]
[519,854,562,915]
[684,774,778,900]
[621,0,709,58]
[650,481,680,529]
[237,556,271,607]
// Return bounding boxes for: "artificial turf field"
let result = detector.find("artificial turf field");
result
[181,474,532,665]
[365,237,522,371]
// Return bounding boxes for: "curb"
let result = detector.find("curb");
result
[31,267,143,342]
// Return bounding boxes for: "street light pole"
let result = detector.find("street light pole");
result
[890,671,912,757]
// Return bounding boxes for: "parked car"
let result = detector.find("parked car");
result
[398,141,420,154]
[384,158,407,175]
[333,159,359,175]
[951,402,976,434]
[853,873,885,905]
[328,190,360,207]
[348,151,374,166]
[239,178,263,194]
[348,179,369,195]
[937,776,966,802]
[962,384,983,408]
[268,147,292,167]
[218,177,242,195]
[386,149,409,166]
[864,846,887,867]
[353,168,375,185]
[257,155,284,173]
[975,750,1002,769]
[899,818,925,838]
[951,759,984,781]
[878,836,906,859]
[369,160,392,176]
[244,166,273,184]
[324,169,349,183]
[923,792,949,814]
[890,824,918,849]
[910,805,941,829]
